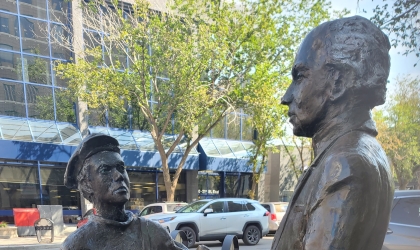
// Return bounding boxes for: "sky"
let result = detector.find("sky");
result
[330,0,420,86]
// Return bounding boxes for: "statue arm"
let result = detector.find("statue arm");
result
[303,154,379,250]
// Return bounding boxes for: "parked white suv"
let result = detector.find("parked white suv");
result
[260,202,288,233]
[138,202,187,218]
[146,198,270,247]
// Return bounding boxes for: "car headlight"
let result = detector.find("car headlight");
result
[153,216,176,223]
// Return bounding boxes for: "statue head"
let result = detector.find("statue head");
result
[64,133,130,206]
[281,15,391,137]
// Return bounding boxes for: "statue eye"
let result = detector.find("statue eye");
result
[296,73,304,80]
[99,166,112,174]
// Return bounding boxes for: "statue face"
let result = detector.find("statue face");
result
[88,151,130,205]
[281,29,333,137]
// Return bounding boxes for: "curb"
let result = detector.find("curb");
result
[0,244,61,250]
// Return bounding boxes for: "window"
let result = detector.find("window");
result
[245,203,256,211]
[20,17,34,38]
[390,197,420,226]
[4,84,16,101]
[261,204,271,212]
[0,17,10,33]
[227,201,246,212]
[149,206,162,214]
[205,201,225,213]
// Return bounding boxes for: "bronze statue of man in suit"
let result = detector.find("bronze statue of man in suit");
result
[272,16,394,250]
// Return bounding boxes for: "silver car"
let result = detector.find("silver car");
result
[260,202,288,233]
[382,190,420,250]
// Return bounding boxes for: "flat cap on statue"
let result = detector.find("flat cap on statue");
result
[64,133,120,189]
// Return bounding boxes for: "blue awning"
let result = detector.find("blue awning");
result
[198,138,256,173]
[0,117,199,170]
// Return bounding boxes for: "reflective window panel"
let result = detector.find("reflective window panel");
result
[26,84,53,119]
[29,119,61,143]
[0,164,41,210]
[108,129,138,150]
[19,0,48,20]
[20,17,49,56]
[0,50,21,80]
[1,0,18,13]
[0,116,33,141]
[22,55,52,84]
[0,80,26,117]
[54,88,75,123]
[0,12,20,51]
[57,122,81,145]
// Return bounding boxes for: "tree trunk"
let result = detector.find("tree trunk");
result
[399,180,408,190]
[249,177,257,200]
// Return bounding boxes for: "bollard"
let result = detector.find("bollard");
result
[170,230,189,247]
[221,235,239,250]
[34,218,54,243]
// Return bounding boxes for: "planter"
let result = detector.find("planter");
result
[0,227,18,239]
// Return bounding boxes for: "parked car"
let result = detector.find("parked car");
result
[77,208,97,229]
[382,190,420,250]
[260,202,288,233]
[138,202,187,218]
[147,198,269,247]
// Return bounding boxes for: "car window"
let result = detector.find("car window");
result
[227,201,246,212]
[139,207,150,216]
[149,206,162,214]
[245,203,256,211]
[390,197,420,226]
[205,201,225,213]
[167,204,185,212]
[177,201,208,213]
[274,204,288,212]
[261,204,271,212]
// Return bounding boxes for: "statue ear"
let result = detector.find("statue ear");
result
[329,69,346,102]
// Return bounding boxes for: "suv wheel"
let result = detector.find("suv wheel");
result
[180,226,196,247]
[242,225,261,245]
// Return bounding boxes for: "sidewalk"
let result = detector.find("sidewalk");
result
[0,224,76,250]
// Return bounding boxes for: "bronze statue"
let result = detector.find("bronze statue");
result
[272,16,394,250]
[61,133,188,249]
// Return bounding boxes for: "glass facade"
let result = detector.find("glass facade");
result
[0,0,73,123]
[198,171,252,199]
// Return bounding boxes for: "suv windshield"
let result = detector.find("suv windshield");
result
[176,201,208,213]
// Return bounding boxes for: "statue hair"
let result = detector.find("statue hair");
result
[317,16,391,109]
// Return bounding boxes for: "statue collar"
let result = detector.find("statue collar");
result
[92,211,135,227]
[312,109,377,157]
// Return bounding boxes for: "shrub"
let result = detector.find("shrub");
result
[0,221,7,228]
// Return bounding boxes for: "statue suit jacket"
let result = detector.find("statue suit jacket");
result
[271,119,394,250]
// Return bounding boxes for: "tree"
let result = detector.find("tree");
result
[280,133,313,180]
[363,0,420,65]
[53,0,339,201]
[374,76,420,189]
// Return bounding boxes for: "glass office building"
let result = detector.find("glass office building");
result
[0,0,255,223]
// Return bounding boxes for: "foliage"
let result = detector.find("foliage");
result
[365,0,420,65]
[54,0,342,201]
[374,76,420,189]
[0,221,7,228]
[280,134,313,180]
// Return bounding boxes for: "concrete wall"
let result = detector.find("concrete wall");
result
[261,145,312,202]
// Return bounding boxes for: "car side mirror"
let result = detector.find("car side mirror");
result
[203,208,213,216]
[387,228,393,234]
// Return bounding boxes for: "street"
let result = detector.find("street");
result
[192,236,274,250]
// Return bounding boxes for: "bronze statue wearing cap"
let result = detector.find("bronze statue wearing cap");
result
[271,16,394,250]
[62,133,188,250]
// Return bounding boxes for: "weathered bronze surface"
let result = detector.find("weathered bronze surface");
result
[61,133,188,250]
[272,16,394,250]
